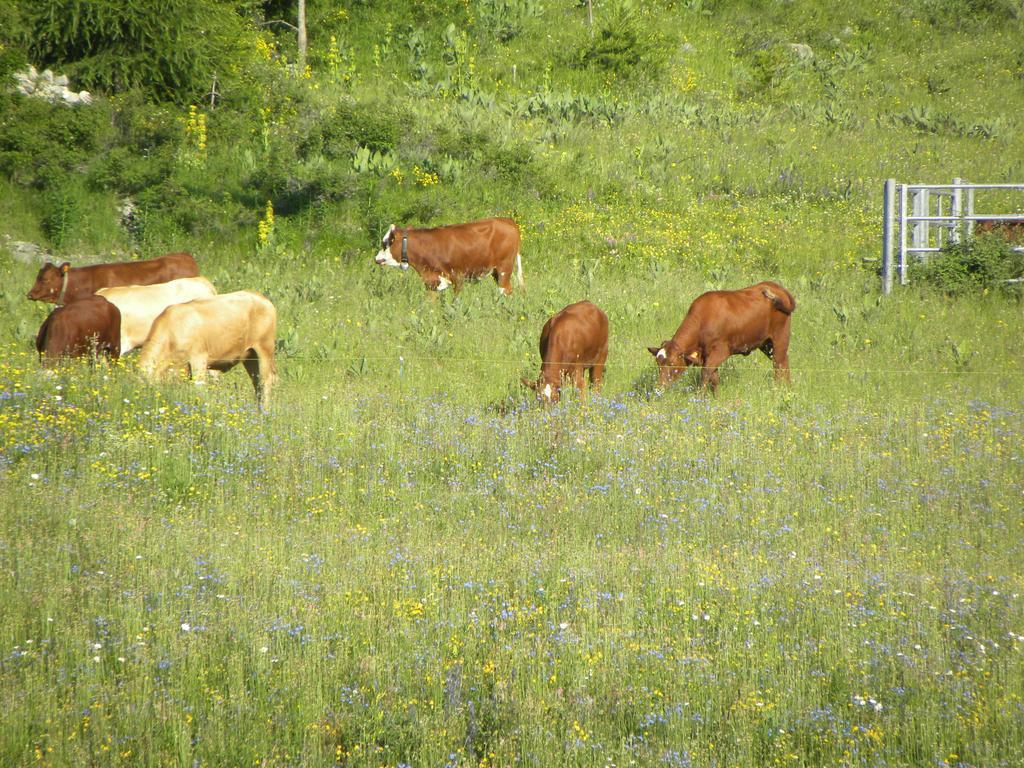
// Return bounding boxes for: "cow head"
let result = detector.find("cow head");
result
[521,377,560,404]
[27,262,71,302]
[374,225,409,270]
[647,342,701,387]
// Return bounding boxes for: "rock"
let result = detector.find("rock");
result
[10,66,93,108]
[1,236,50,264]
[788,43,814,61]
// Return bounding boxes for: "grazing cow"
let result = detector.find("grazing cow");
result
[974,219,1024,242]
[374,217,523,294]
[97,277,218,354]
[26,252,200,305]
[648,281,795,394]
[522,301,608,404]
[35,295,121,366]
[138,291,277,410]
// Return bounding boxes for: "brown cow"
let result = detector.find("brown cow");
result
[35,295,121,366]
[374,218,523,294]
[648,281,795,394]
[138,291,277,411]
[974,219,1024,243]
[26,252,199,305]
[522,301,608,404]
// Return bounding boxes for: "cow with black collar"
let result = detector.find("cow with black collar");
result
[374,217,523,295]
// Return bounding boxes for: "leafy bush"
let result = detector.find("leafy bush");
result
[23,0,262,103]
[911,233,1024,295]
[516,88,623,125]
[40,171,84,248]
[302,101,402,160]
[107,91,180,152]
[0,93,114,186]
[475,0,543,43]
[571,1,666,78]
[481,141,536,184]
[86,144,174,195]
[914,0,1022,26]
[892,105,1007,139]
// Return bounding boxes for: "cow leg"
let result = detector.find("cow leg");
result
[242,355,271,410]
[589,362,605,392]
[571,367,587,399]
[700,345,730,395]
[188,355,209,384]
[421,272,442,295]
[770,329,792,384]
[495,268,513,295]
[245,342,277,410]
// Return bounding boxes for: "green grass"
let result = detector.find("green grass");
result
[2,0,1024,765]
[2,251,1022,766]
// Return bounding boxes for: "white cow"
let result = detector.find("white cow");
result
[98,276,217,354]
[138,291,278,410]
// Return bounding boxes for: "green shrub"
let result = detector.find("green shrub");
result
[0,43,28,82]
[911,233,1024,295]
[571,1,666,78]
[481,141,536,184]
[23,0,262,103]
[914,0,1022,26]
[301,101,402,160]
[475,0,543,43]
[0,3,29,79]
[108,90,180,152]
[0,94,113,186]
[40,172,83,248]
[87,144,175,194]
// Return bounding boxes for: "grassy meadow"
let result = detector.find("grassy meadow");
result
[2,1,1024,766]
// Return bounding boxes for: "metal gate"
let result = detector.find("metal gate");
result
[881,178,1024,293]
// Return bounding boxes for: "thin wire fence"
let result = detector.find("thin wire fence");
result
[274,351,1023,376]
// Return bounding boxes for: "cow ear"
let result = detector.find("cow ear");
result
[59,262,71,274]
[521,378,537,390]
[647,346,661,358]
[686,351,701,363]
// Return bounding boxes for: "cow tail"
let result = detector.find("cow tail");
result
[516,253,524,288]
[763,285,796,315]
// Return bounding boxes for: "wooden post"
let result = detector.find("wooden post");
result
[882,178,895,294]
[587,0,594,35]
[297,0,308,72]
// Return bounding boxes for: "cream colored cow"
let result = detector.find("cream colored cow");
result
[138,291,277,410]
[98,277,217,354]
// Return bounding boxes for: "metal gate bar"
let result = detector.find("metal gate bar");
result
[881,179,1024,293]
